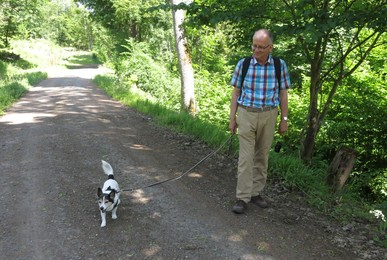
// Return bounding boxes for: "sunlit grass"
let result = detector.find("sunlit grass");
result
[66,53,101,66]
[0,39,60,114]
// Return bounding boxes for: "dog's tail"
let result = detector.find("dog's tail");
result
[101,160,114,176]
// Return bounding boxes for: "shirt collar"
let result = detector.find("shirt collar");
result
[252,54,273,65]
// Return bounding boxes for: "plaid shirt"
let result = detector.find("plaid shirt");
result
[230,55,291,108]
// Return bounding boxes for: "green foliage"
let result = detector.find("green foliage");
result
[113,41,181,110]
[194,69,232,128]
[187,26,231,73]
[0,40,58,115]
[0,69,48,114]
[269,152,332,207]
[65,53,102,69]
[25,71,47,86]
[79,0,172,44]
[184,0,387,164]
[10,39,71,68]
[0,60,8,78]
[0,82,27,112]
[0,51,35,69]
[0,0,95,50]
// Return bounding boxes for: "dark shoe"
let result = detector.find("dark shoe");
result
[251,195,268,208]
[232,200,247,214]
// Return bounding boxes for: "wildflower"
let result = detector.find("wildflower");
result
[370,209,386,222]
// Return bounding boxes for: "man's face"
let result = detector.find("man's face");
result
[252,36,273,62]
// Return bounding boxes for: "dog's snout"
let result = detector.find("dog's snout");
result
[100,206,104,211]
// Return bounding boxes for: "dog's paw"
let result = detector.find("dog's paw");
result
[101,222,106,227]
[112,214,118,220]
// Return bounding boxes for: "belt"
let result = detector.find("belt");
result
[239,104,277,112]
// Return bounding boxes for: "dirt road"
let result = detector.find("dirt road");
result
[0,66,384,259]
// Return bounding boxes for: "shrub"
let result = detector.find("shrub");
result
[113,42,181,110]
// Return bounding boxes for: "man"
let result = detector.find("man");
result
[229,29,291,214]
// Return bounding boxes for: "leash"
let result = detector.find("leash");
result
[121,133,235,193]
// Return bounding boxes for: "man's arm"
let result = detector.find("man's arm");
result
[229,87,241,134]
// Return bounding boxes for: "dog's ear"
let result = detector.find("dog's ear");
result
[97,187,103,197]
[109,190,116,200]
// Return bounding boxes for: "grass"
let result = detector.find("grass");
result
[0,59,48,114]
[66,53,101,66]
[0,39,69,114]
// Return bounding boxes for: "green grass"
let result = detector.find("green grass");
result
[67,53,101,66]
[0,40,62,114]
[10,39,70,68]
[0,82,27,112]
[0,70,47,115]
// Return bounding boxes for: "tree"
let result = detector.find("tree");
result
[171,0,196,114]
[185,0,386,163]
[0,0,43,47]
[279,0,386,163]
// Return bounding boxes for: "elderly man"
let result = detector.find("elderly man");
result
[229,29,291,214]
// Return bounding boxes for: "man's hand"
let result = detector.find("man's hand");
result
[229,87,241,134]
[279,120,288,135]
[229,118,237,134]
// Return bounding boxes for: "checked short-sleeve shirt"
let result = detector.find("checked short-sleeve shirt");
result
[230,55,291,108]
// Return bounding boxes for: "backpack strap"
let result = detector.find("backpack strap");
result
[241,56,282,88]
[240,56,252,87]
[273,57,281,89]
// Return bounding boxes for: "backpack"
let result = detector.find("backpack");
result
[240,56,281,88]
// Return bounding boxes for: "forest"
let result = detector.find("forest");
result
[0,0,386,245]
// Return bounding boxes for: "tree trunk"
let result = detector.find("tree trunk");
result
[326,147,357,193]
[301,120,319,164]
[171,0,197,115]
[301,62,322,164]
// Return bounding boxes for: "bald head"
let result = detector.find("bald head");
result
[253,29,274,45]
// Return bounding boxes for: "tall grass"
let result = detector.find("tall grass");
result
[0,39,68,114]
[10,39,71,68]
[0,66,47,114]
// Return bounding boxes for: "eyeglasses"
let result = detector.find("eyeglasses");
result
[251,44,271,50]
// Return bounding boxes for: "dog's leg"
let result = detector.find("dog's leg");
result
[112,199,120,220]
[100,211,107,227]
[112,207,118,220]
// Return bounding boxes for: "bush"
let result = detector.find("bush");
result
[0,82,28,112]
[0,61,8,79]
[113,42,181,110]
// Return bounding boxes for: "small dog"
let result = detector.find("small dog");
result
[97,160,121,227]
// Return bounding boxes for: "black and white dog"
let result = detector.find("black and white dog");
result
[97,160,121,227]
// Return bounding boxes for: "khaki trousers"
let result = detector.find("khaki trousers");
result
[236,106,278,202]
